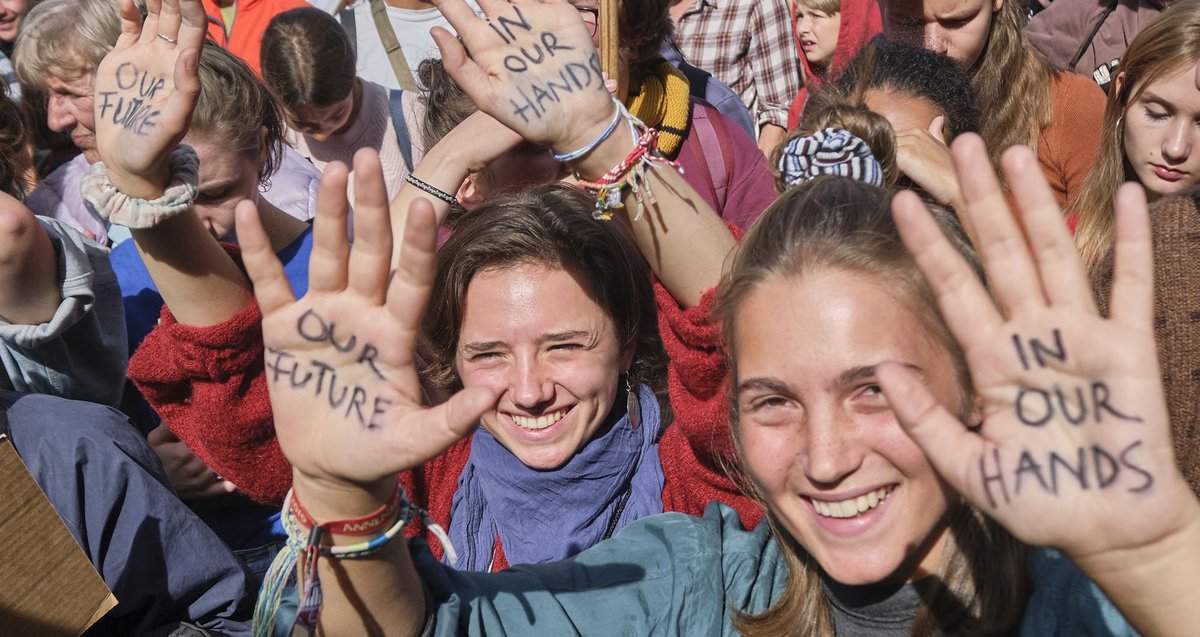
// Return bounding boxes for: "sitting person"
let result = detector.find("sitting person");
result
[0,80,125,406]
[13,0,319,246]
[261,6,425,201]
[791,38,978,218]
[238,3,1200,635]
[1073,0,1200,266]
[2,391,254,635]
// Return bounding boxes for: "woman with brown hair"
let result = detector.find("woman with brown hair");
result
[237,1,1197,635]
[881,0,1106,210]
[1073,0,1200,269]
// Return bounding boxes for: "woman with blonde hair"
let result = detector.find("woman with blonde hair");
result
[1074,0,1200,269]
[882,0,1106,209]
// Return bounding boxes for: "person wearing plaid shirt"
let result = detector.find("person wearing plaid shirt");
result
[670,0,802,155]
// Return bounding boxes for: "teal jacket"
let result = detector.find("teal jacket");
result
[402,503,1138,636]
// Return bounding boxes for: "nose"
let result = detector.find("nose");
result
[1162,120,1194,164]
[795,15,811,34]
[511,356,555,411]
[46,94,76,133]
[923,25,949,55]
[801,408,863,485]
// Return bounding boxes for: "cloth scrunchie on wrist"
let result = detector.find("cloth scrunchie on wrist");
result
[778,127,884,188]
[81,145,200,229]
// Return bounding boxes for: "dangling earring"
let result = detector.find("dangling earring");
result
[625,374,641,429]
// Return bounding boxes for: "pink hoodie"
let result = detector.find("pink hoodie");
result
[787,0,883,129]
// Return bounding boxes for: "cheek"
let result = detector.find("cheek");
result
[739,423,798,492]
[77,98,97,128]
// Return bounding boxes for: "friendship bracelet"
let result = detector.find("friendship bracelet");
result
[289,484,402,536]
[552,96,624,162]
[405,173,459,206]
[575,125,683,221]
[80,145,200,229]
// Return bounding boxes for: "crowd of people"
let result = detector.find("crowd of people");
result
[1,0,1199,635]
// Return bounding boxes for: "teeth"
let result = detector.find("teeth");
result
[510,410,565,431]
[811,487,892,519]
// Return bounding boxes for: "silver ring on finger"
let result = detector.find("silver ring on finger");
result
[156,33,178,44]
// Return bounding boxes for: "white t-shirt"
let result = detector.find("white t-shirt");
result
[316,0,481,90]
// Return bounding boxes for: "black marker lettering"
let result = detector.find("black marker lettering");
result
[1091,381,1144,424]
[1012,334,1031,370]
[1119,440,1154,492]
[297,309,329,342]
[1014,450,1050,495]
[541,31,572,55]
[495,6,532,41]
[368,396,392,429]
[346,385,368,425]
[520,43,545,65]
[1031,329,1067,368]
[356,344,385,380]
[1054,384,1088,425]
[115,62,139,90]
[980,447,1009,508]
[1049,447,1089,492]
[504,54,529,73]
[1091,445,1121,489]
[1015,386,1054,427]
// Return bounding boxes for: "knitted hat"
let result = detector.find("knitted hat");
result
[778,127,884,188]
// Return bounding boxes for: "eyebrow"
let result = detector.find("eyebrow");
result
[1138,91,1176,109]
[736,362,925,396]
[198,177,239,193]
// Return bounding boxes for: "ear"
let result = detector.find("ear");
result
[992,0,1003,13]
[257,125,270,164]
[1113,70,1126,97]
[457,173,485,211]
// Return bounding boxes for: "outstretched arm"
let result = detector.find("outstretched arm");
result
[94,0,251,327]
[432,0,733,307]
[880,134,1200,637]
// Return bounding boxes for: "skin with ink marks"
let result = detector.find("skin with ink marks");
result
[96,63,168,137]
[974,332,1152,508]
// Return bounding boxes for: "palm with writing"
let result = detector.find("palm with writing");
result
[238,154,496,507]
[93,0,206,198]
[879,135,1196,565]
[431,0,616,157]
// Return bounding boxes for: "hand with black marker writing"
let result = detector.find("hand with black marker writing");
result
[238,151,498,517]
[880,134,1200,636]
[430,0,622,176]
[93,0,206,199]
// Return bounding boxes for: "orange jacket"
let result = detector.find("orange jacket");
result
[201,0,309,75]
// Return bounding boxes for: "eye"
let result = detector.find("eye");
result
[1143,106,1170,121]
[747,394,791,412]
[548,343,586,353]
[197,188,231,203]
[940,17,971,28]
[853,384,889,410]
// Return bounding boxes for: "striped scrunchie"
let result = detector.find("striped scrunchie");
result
[778,127,884,187]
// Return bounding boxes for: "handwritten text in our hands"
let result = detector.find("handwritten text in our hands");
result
[978,329,1152,509]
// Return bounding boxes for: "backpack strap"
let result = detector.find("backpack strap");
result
[338,6,357,55]
[389,88,415,173]
[677,61,710,101]
[1069,0,1119,70]
[690,104,733,209]
[369,0,420,91]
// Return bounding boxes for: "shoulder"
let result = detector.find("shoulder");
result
[1019,549,1137,636]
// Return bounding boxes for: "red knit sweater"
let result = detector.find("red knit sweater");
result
[129,281,762,568]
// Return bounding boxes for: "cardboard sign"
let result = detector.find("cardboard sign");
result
[0,435,117,636]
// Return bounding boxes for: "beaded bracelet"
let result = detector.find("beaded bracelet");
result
[405,173,459,206]
[80,145,200,229]
[575,119,683,222]
[552,95,624,162]
[254,486,459,637]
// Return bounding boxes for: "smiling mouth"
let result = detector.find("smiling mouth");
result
[810,486,893,519]
[509,409,567,431]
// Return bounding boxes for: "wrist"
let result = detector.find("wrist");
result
[105,163,171,200]
[571,119,637,182]
[291,471,396,526]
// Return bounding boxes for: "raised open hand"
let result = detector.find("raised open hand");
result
[93,0,206,198]
[238,151,497,499]
[430,0,615,156]
[879,134,1196,566]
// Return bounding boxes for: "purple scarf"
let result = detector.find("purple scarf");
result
[447,383,665,571]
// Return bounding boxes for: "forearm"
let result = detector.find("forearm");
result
[0,209,62,325]
[1072,501,1200,637]
[388,141,471,268]
[292,475,427,637]
[575,122,735,308]
[130,212,252,326]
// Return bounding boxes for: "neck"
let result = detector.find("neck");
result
[257,200,309,252]
[386,0,433,8]
[668,1,693,23]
